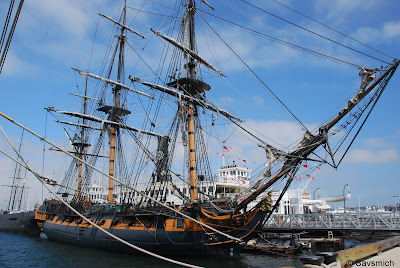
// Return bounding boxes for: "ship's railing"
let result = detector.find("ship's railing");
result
[263,212,400,231]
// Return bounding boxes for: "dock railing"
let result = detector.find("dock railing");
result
[263,212,400,231]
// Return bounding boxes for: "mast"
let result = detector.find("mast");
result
[186,0,198,202]
[106,3,126,203]
[76,77,89,201]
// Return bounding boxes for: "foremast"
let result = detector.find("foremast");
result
[76,78,90,201]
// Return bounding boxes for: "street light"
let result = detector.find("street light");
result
[343,184,349,213]
[358,196,360,212]
[313,188,320,200]
[393,195,398,214]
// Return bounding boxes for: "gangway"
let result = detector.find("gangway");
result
[263,212,400,232]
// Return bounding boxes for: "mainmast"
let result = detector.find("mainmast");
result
[186,0,198,202]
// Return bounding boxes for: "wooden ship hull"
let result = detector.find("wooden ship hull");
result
[35,201,267,256]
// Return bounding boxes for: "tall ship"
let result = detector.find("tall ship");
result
[0,0,398,261]
[0,132,41,236]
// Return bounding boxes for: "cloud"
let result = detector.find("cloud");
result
[0,52,40,77]
[314,0,378,22]
[353,20,400,44]
[346,149,399,164]
[231,119,305,150]
[23,0,93,38]
[364,138,385,148]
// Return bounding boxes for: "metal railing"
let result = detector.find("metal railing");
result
[263,212,400,231]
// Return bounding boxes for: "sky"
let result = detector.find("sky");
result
[0,0,399,210]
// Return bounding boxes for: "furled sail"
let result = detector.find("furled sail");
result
[99,13,145,39]
[49,109,165,138]
[130,77,242,122]
[56,121,102,131]
[151,29,224,77]
[72,68,152,99]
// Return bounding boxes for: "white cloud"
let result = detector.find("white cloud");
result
[364,138,385,148]
[231,119,305,150]
[346,148,399,164]
[23,0,93,38]
[315,0,378,22]
[383,20,400,38]
[0,52,40,77]
[353,20,400,44]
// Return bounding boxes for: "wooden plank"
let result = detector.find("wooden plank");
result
[380,236,400,251]
[337,236,400,267]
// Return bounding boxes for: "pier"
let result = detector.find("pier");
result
[263,212,400,232]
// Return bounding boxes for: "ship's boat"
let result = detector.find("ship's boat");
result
[0,0,398,262]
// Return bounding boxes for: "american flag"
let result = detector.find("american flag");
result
[222,146,232,152]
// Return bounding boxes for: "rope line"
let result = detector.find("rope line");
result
[238,0,391,65]
[270,0,397,60]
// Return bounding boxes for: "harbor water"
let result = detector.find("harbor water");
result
[0,232,301,268]
[0,231,389,267]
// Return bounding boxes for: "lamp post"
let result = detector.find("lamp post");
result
[358,196,360,212]
[394,195,398,215]
[343,184,349,213]
[313,188,320,200]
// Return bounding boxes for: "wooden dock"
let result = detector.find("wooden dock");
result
[298,237,343,249]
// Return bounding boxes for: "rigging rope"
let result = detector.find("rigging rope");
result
[270,0,397,61]
[198,15,309,133]
[0,0,15,56]
[238,0,391,65]
[199,10,360,68]
[0,0,24,74]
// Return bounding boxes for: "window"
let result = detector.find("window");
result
[177,219,184,228]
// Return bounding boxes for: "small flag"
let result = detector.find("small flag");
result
[243,159,246,163]
[303,164,308,168]
[222,146,232,152]
[306,174,314,180]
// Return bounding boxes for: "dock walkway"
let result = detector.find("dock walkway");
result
[264,212,400,232]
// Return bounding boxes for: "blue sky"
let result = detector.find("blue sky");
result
[0,0,399,209]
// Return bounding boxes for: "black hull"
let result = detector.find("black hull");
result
[41,210,265,257]
[0,211,41,236]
